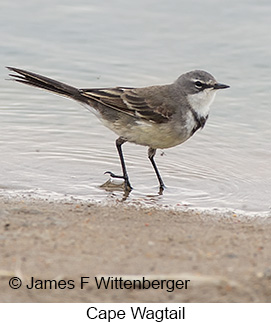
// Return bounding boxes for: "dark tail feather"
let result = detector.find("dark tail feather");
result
[6,67,87,103]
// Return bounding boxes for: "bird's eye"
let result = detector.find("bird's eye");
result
[195,81,203,88]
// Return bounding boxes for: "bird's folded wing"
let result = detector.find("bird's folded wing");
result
[7,66,175,124]
[80,87,173,123]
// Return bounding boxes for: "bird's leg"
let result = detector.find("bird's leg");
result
[105,137,133,191]
[148,147,165,194]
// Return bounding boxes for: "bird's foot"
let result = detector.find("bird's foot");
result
[104,171,133,192]
[158,183,166,195]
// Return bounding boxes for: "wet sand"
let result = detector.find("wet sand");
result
[0,197,271,303]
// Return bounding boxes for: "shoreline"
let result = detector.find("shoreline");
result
[1,197,271,302]
[1,188,269,218]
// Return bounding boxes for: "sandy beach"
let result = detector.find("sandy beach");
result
[0,197,271,303]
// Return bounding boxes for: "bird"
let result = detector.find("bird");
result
[7,67,229,193]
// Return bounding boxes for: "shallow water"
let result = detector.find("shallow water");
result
[0,0,270,215]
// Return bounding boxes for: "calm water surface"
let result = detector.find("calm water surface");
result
[0,0,270,215]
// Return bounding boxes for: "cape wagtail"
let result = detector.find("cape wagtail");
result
[7,67,229,193]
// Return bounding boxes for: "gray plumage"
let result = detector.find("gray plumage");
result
[7,67,229,192]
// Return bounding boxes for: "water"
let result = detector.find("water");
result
[0,0,270,215]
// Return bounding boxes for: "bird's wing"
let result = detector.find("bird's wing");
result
[7,67,175,124]
[80,87,174,123]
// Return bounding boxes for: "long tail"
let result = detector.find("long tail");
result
[7,67,87,103]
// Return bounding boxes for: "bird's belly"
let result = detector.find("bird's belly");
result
[104,118,191,149]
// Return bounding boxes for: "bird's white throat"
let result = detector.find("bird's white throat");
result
[187,89,217,118]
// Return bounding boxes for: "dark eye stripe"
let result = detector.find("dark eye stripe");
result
[194,81,213,90]
[195,81,203,88]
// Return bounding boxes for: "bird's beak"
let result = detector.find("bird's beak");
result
[213,83,230,90]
